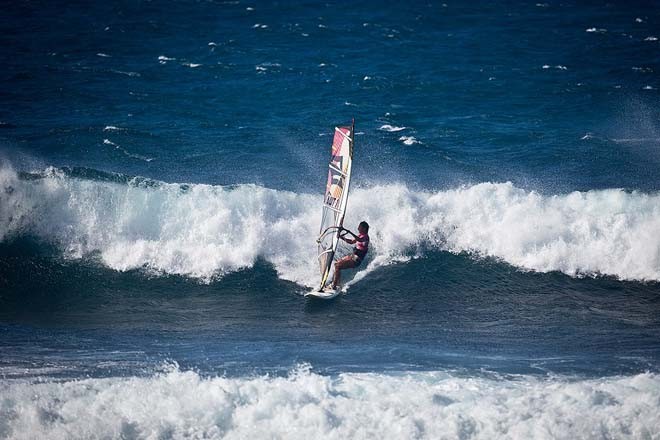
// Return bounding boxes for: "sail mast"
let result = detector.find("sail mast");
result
[316,121,354,290]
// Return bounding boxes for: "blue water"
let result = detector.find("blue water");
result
[1,1,660,438]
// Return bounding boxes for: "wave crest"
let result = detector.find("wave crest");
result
[2,164,659,283]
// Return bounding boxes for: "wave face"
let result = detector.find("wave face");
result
[1,366,659,439]
[2,164,660,284]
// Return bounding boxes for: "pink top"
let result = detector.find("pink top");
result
[355,232,369,252]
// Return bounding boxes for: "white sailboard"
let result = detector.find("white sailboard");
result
[305,121,354,300]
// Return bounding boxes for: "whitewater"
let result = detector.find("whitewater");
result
[2,1,660,439]
[1,364,659,440]
[1,163,659,285]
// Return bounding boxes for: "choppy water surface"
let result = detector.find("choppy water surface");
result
[1,1,659,438]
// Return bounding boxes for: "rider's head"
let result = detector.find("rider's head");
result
[358,221,369,233]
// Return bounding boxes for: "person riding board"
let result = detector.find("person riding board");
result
[330,221,370,290]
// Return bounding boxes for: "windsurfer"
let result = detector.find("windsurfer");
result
[331,221,370,289]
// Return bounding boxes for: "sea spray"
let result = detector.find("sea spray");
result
[2,163,659,284]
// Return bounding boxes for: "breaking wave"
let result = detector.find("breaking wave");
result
[1,163,659,284]
[1,365,659,439]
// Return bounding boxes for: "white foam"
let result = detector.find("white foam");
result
[1,366,659,439]
[96,53,111,58]
[255,62,280,73]
[184,63,202,68]
[644,36,658,41]
[399,135,420,145]
[379,124,406,132]
[1,165,660,284]
[542,65,567,70]
[586,28,607,33]
[103,126,124,132]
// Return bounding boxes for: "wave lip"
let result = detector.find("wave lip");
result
[0,164,318,284]
[421,182,660,282]
[1,164,660,284]
[1,366,659,439]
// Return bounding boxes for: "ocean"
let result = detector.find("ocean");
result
[1,1,660,438]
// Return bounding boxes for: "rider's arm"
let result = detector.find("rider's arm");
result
[339,227,357,243]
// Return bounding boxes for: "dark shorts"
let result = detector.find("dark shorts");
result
[352,248,367,267]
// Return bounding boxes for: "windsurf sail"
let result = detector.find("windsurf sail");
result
[317,121,354,290]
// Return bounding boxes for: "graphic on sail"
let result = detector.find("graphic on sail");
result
[317,121,354,290]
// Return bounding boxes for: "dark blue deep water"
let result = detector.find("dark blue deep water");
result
[1,2,659,438]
